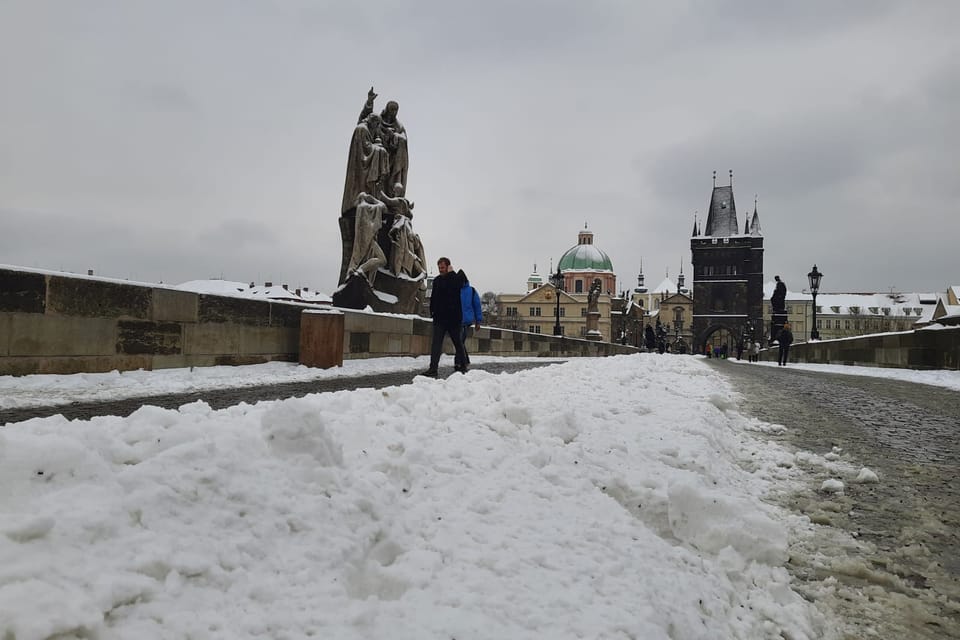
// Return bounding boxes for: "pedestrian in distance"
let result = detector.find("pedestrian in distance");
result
[705,342,712,358]
[778,322,794,366]
[421,257,468,378]
[750,340,760,363]
[644,325,657,352]
[457,271,482,373]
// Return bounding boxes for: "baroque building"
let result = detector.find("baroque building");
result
[495,226,615,339]
[690,173,764,353]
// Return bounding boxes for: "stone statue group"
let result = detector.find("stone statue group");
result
[338,88,427,305]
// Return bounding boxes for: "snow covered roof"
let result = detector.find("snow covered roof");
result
[651,277,677,294]
[934,303,960,322]
[176,279,251,296]
[175,280,332,304]
[760,282,935,318]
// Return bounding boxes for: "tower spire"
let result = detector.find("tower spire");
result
[729,169,733,187]
[712,170,716,188]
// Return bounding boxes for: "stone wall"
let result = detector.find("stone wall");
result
[0,267,303,375]
[768,327,960,370]
[0,267,637,375]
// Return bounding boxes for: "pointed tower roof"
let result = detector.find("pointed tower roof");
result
[691,212,699,237]
[749,198,762,236]
[703,183,739,237]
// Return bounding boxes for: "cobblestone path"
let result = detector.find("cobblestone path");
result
[713,360,960,639]
[0,361,559,424]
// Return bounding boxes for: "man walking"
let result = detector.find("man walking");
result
[422,257,468,377]
[778,322,794,366]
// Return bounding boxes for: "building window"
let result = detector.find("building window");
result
[581,307,587,317]
[834,319,840,329]
[844,320,851,329]
[530,325,541,334]
[529,306,541,317]
[786,306,792,314]
[559,308,565,317]
[575,280,583,293]
[506,307,518,317]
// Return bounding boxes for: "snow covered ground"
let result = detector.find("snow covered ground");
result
[4,354,949,638]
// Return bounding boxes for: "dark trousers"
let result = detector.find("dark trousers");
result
[429,321,467,371]
[778,343,790,365]
[459,325,472,366]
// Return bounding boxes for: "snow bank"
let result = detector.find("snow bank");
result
[0,355,830,639]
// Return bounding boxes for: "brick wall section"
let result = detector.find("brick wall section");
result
[773,327,960,370]
[0,267,637,375]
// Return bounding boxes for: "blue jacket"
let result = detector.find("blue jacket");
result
[460,282,482,326]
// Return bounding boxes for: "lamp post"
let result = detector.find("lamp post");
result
[807,264,823,340]
[550,268,563,336]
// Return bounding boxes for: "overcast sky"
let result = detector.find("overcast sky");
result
[2,1,957,296]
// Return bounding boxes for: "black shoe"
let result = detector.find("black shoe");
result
[460,364,469,374]
[420,369,438,378]
[453,364,463,372]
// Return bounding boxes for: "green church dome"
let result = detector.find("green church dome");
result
[558,243,613,272]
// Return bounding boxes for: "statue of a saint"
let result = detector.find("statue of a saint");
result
[346,193,387,285]
[381,185,426,278]
[587,279,602,310]
[771,275,787,313]
[341,107,391,215]
[334,87,425,314]
[358,88,408,199]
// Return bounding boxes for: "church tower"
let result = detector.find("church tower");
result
[690,171,764,353]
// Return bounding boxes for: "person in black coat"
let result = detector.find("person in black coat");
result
[777,322,794,366]
[422,257,468,377]
[644,325,656,352]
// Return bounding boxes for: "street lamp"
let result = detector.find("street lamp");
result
[550,267,563,336]
[807,264,823,340]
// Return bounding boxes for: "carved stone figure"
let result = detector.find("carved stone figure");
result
[358,88,408,199]
[341,111,391,215]
[381,186,425,278]
[771,275,787,313]
[587,278,602,310]
[585,279,602,341]
[346,193,387,285]
[334,87,426,314]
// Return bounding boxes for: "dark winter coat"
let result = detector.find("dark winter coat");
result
[430,270,464,327]
[644,326,656,349]
[778,328,794,346]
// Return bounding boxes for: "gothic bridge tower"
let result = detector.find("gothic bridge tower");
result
[690,171,764,353]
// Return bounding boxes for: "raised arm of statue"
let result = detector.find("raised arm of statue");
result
[358,86,377,123]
